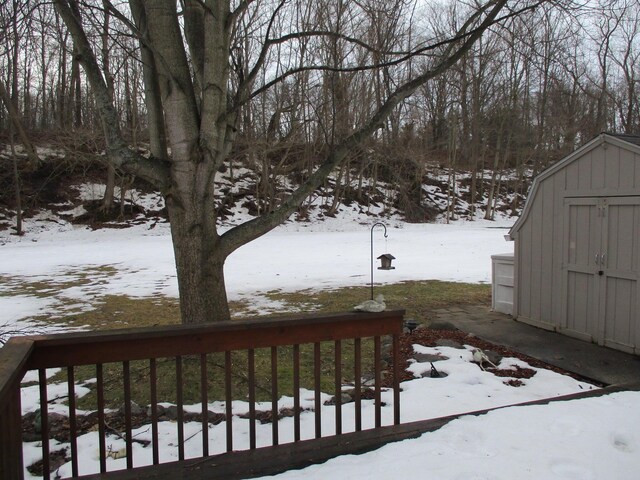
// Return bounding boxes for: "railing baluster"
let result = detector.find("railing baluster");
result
[248,349,256,449]
[67,366,78,477]
[374,336,381,428]
[271,346,279,446]
[314,342,321,439]
[96,364,106,473]
[176,356,184,461]
[354,338,362,432]
[225,351,233,452]
[335,340,342,435]
[293,344,300,442]
[149,358,159,465]
[200,353,209,457]
[393,333,400,425]
[123,361,133,469]
[38,368,50,480]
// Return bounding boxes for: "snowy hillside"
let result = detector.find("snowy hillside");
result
[0,144,532,237]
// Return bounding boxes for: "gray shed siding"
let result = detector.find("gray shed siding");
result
[511,134,640,347]
[515,166,568,328]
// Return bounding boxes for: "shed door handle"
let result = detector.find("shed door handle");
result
[595,253,600,265]
[601,253,606,265]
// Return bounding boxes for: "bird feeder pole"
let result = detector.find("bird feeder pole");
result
[370,222,388,300]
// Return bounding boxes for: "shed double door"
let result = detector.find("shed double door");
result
[564,196,640,353]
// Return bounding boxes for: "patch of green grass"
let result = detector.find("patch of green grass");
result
[59,295,266,330]
[0,267,128,330]
[0,269,257,330]
[258,280,491,322]
[63,295,181,330]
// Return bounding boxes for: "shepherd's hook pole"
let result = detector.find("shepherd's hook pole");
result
[370,222,388,300]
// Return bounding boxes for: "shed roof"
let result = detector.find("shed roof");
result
[508,133,640,239]
[607,133,640,147]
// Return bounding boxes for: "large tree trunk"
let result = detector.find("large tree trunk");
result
[167,201,230,324]
[102,163,116,212]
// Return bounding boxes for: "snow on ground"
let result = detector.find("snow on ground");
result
[0,208,514,331]
[258,391,640,480]
[3,207,638,479]
[0,295,70,337]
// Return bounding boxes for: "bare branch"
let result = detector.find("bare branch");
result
[233,1,543,113]
[221,0,514,255]
[233,0,288,108]
[52,0,171,190]
[230,0,257,25]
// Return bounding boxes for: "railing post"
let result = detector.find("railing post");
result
[0,386,24,480]
[0,338,34,480]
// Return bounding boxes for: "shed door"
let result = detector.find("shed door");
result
[600,197,640,352]
[564,198,602,341]
[564,197,640,352]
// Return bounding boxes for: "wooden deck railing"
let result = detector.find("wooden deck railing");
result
[0,310,404,479]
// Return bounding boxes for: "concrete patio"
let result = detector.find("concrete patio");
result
[430,305,640,387]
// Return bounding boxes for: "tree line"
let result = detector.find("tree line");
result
[2,1,638,221]
[0,1,637,323]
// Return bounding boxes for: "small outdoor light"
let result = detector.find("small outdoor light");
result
[370,222,395,300]
[404,318,418,334]
[377,253,396,270]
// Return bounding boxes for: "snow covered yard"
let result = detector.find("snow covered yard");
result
[2,212,640,479]
[0,212,513,333]
[258,390,640,480]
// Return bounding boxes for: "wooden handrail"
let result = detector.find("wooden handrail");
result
[25,310,404,368]
[0,310,405,480]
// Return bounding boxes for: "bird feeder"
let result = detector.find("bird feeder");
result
[377,253,396,270]
[370,222,396,300]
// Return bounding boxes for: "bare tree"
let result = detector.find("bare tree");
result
[100,0,117,212]
[609,1,640,134]
[6,0,631,319]
[48,0,544,324]
[0,0,44,235]
[590,0,624,133]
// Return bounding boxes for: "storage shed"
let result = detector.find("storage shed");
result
[508,133,640,354]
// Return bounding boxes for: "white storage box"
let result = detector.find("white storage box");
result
[491,253,514,315]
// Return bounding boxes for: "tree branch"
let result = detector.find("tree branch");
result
[220,0,514,255]
[231,0,542,114]
[233,0,287,108]
[0,79,41,168]
[230,0,257,25]
[182,0,205,92]
[53,0,171,190]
